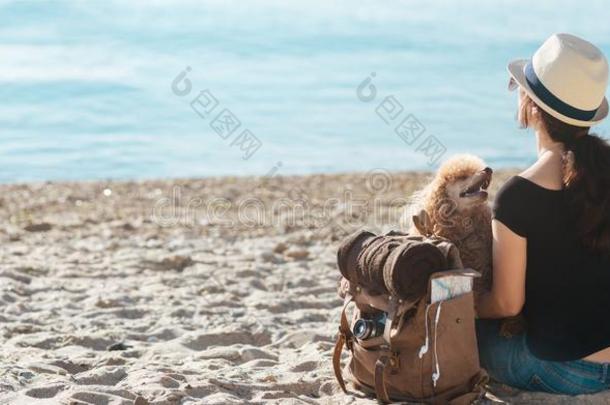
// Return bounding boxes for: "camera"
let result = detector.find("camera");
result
[352,312,387,340]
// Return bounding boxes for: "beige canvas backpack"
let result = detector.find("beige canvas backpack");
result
[333,230,489,404]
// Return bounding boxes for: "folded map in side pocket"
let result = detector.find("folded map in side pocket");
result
[430,275,473,303]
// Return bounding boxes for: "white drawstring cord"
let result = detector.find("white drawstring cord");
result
[418,302,443,387]
[418,304,431,358]
[432,302,443,387]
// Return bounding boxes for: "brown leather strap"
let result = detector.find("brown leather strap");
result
[333,334,348,393]
[382,297,418,347]
[332,294,354,394]
[374,356,391,403]
[452,370,491,404]
[339,295,352,336]
[440,370,490,405]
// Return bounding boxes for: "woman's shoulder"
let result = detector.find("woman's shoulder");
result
[492,172,565,237]
[518,151,564,191]
[518,172,564,192]
[492,176,531,237]
[493,176,529,216]
[495,175,532,199]
[494,175,561,209]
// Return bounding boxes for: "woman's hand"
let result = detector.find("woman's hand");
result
[476,219,527,318]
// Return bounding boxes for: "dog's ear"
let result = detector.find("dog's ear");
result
[412,209,433,236]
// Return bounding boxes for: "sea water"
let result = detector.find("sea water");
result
[1,0,609,183]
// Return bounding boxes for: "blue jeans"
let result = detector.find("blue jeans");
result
[476,319,610,395]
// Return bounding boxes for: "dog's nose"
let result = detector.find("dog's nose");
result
[483,167,493,174]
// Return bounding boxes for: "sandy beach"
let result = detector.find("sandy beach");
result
[1,170,609,404]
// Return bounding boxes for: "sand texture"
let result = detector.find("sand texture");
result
[1,170,609,404]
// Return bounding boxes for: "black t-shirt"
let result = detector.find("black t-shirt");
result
[493,175,610,361]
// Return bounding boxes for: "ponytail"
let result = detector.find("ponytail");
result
[563,134,610,257]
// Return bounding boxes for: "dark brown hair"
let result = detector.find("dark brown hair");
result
[520,95,610,257]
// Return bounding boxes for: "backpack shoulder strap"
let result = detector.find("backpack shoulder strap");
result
[374,352,401,403]
[333,294,353,393]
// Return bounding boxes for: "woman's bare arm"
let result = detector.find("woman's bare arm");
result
[475,219,527,318]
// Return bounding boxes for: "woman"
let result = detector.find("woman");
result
[475,33,610,395]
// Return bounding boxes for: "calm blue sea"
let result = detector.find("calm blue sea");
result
[1,0,610,183]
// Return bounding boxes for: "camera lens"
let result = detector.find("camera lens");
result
[353,319,373,340]
[353,313,387,340]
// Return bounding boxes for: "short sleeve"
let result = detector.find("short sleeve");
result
[492,177,529,237]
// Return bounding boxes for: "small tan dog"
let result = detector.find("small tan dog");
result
[402,154,525,336]
[402,154,493,293]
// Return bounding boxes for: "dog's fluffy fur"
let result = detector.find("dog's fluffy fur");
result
[401,154,493,293]
[403,155,527,335]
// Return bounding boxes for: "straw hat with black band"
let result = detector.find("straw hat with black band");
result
[508,33,609,127]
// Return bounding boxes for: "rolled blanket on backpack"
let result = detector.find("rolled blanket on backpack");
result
[337,229,449,300]
[359,235,403,295]
[337,230,376,286]
[426,238,463,270]
[382,239,447,302]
